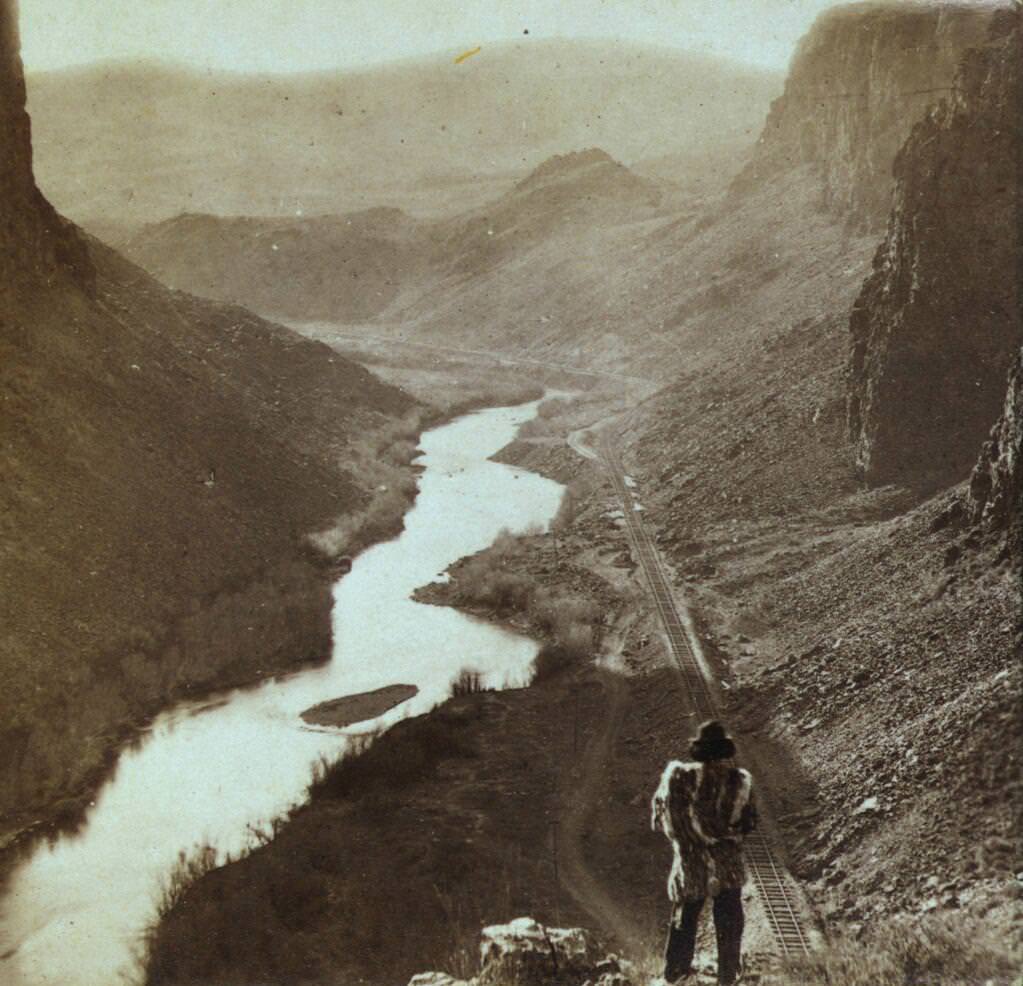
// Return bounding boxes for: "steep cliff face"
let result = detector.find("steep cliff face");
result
[0,0,414,830]
[0,0,90,289]
[966,347,1023,556]
[847,10,1021,489]
[735,2,997,228]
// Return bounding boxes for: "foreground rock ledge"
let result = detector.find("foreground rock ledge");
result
[409,917,633,986]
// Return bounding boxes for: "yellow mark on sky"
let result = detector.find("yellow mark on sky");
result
[454,46,481,65]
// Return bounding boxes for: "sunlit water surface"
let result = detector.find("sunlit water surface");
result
[0,399,563,986]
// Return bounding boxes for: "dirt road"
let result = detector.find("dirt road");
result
[558,670,648,954]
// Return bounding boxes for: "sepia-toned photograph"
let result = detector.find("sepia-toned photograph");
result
[0,1,1020,984]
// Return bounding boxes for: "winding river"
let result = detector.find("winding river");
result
[0,399,564,986]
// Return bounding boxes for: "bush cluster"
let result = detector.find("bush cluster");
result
[452,530,602,680]
[308,408,423,558]
[450,668,486,696]
[780,913,1021,986]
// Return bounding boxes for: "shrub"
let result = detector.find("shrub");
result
[779,913,1021,986]
[442,534,603,681]
[531,588,600,638]
[154,846,220,922]
[552,485,579,530]
[482,571,534,614]
[532,623,594,680]
[450,668,485,697]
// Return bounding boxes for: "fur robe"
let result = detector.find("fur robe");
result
[651,760,756,911]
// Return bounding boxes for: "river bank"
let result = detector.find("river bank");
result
[0,357,548,863]
[141,390,778,985]
[0,414,416,863]
[142,451,684,986]
[0,395,565,986]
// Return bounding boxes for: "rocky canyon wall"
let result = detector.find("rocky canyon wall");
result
[735,2,997,228]
[966,347,1023,557]
[0,0,414,829]
[0,0,90,290]
[847,9,1021,490]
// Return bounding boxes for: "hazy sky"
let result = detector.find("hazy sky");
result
[19,0,849,74]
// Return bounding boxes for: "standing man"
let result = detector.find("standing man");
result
[651,720,757,985]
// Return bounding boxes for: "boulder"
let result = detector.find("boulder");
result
[408,975,471,986]
[477,917,605,986]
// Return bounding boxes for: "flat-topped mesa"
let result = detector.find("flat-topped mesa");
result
[846,9,1021,491]
[733,1,999,229]
[0,0,91,290]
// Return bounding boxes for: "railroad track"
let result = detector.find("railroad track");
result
[599,442,814,959]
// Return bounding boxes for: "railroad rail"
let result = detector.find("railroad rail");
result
[599,442,814,958]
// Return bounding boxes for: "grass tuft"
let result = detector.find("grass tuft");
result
[777,914,1022,986]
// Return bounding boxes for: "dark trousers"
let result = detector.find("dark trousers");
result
[663,886,744,984]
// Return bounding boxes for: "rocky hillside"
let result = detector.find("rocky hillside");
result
[847,10,1022,489]
[966,346,1023,558]
[620,0,1021,943]
[734,1,995,227]
[1,0,413,835]
[120,207,428,324]
[118,148,666,329]
[26,42,781,230]
[385,1,1003,374]
[428,148,664,281]
[114,5,1004,378]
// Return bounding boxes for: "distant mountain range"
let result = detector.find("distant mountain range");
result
[117,146,666,324]
[26,40,782,229]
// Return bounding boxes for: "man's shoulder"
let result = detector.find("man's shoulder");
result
[656,761,754,791]
[661,759,702,780]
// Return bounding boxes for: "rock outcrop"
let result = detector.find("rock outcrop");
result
[966,346,1023,556]
[735,1,997,228]
[0,0,90,289]
[846,9,1021,489]
[409,918,633,986]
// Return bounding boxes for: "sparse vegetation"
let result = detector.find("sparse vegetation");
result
[517,396,573,438]
[154,846,221,923]
[552,481,585,531]
[532,622,596,681]
[439,529,604,680]
[144,704,510,986]
[308,408,424,559]
[776,914,1022,986]
[451,668,487,697]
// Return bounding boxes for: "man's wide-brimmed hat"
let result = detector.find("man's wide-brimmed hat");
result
[690,720,736,762]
